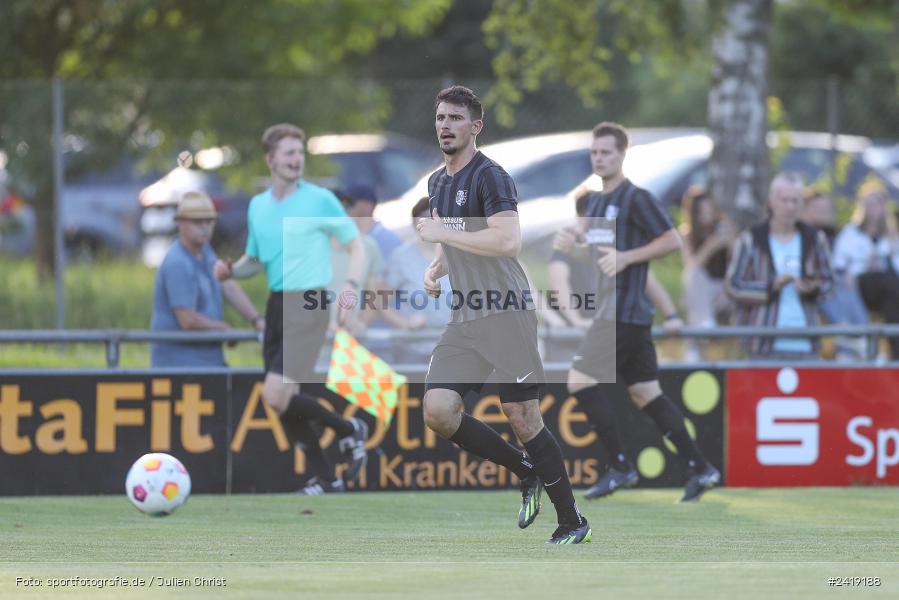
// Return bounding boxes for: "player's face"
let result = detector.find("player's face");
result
[267,136,305,182]
[435,102,481,155]
[591,135,625,179]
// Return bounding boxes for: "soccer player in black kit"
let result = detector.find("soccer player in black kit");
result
[416,86,590,544]
[555,122,721,502]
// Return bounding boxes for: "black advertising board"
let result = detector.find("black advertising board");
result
[0,374,229,494]
[0,369,725,494]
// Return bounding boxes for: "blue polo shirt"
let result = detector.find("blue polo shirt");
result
[246,182,358,291]
[150,240,225,367]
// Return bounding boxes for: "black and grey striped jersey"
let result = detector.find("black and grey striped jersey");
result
[427,151,534,323]
[585,179,674,325]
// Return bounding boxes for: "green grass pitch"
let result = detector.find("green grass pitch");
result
[2,488,898,599]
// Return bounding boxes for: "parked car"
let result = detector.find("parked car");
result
[587,130,899,208]
[375,128,703,242]
[306,133,440,200]
[64,157,160,256]
[138,133,439,266]
[139,157,252,266]
[0,156,160,258]
[381,129,898,249]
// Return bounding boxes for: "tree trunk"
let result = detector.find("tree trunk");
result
[708,0,772,229]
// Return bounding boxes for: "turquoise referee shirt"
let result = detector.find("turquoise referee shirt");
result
[246,182,358,291]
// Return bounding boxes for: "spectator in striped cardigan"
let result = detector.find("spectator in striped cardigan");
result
[725,172,834,358]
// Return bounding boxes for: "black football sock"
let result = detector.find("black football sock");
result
[449,413,534,479]
[284,392,354,437]
[573,386,630,469]
[280,416,335,482]
[643,394,708,471]
[523,427,582,526]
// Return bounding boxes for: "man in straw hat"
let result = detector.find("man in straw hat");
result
[150,191,263,367]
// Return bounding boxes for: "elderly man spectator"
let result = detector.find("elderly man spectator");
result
[150,192,262,367]
[725,172,834,359]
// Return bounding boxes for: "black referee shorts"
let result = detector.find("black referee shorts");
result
[425,310,544,403]
[263,291,330,382]
[572,319,658,386]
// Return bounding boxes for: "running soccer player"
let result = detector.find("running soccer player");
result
[554,121,721,502]
[214,123,369,495]
[416,86,590,544]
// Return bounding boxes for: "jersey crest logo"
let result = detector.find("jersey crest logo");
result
[455,190,468,206]
[604,205,619,219]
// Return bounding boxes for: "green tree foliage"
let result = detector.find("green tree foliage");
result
[482,0,709,127]
[770,1,899,138]
[482,0,896,223]
[0,0,450,277]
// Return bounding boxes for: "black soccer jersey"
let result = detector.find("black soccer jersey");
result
[584,179,674,325]
[427,151,534,323]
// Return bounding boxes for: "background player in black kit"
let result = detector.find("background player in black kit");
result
[416,86,590,544]
[554,122,721,502]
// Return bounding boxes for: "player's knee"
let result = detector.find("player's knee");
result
[261,381,291,415]
[422,390,461,433]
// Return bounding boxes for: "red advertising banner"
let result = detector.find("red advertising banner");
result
[727,368,899,486]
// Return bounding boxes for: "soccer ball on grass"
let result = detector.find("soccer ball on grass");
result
[125,453,191,516]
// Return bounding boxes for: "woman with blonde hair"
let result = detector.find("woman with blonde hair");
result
[832,182,899,358]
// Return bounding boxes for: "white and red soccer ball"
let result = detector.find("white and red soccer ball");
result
[125,453,191,516]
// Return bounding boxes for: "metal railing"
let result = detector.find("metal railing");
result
[1,324,898,367]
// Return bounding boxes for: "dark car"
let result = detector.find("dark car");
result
[138,133,438,267]
[1,156,160,258]
[306,133,440,201]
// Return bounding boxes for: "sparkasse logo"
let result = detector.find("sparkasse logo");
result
[755,368,820,466]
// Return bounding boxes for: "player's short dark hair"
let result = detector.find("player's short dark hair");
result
[412,196,430,219]
[592,121,629,152]
[262,123,305,154]
[435,85,483,121]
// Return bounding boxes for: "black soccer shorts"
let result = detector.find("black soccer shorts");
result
[572,319,658,386]
[425,310,545,403]
[263,290,330,381]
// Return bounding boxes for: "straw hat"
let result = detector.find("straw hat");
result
[175,191,217,220]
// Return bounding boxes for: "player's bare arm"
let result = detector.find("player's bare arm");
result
[339,235,366,326]
[423,244,447,298]
[214,254,263,280]
[597,228,681,276]
[418,208,521,257]
[552,226,591,263]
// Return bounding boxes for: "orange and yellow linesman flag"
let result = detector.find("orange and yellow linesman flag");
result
[325,329,407,424]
